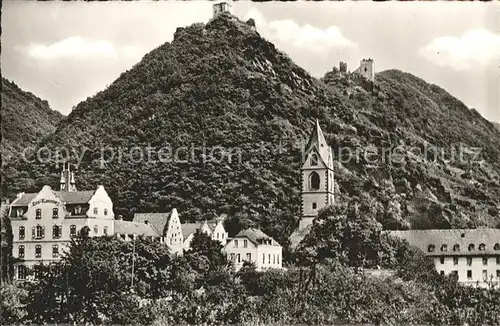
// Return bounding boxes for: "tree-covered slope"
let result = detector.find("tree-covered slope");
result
[1,78,64,162]
[2,14,499,246]
[493,121,500,132]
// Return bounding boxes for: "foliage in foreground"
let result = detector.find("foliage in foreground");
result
[2,222,500,326]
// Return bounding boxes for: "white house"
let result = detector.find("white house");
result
[224,228,282,271]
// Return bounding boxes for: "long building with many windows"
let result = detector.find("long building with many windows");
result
[9,163,159,281]
[390,229,500,289]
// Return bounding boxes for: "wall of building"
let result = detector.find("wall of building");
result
[434,256,500,288]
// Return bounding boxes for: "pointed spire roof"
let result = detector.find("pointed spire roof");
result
[305,119,332,166]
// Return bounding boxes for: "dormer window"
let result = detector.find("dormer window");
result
[36,209,42,219]
[441,245,447,252]
[310,154,318,166]
[468,244,475,251]
[104,209,108,216]
[93,207,98,215]
[428,244,435,252]
[17,209,24,217]
[479,243,486,251]
[75,206,82,215]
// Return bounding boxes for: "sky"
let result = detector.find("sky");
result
[2,1,500,123]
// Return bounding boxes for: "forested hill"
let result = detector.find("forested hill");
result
[2,14,499,246]
[1,78,64,162]
[493,121,500,132]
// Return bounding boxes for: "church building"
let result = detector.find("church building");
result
[290,120,335,246]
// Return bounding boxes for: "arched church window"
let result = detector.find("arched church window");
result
[309,172,320,190]
[310,154,318,166]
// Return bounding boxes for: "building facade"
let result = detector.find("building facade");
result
[390,229,500,289]
[212,2,231,18]
[9,163,158,281]
[224,228,282,271]
[134,209,228,253]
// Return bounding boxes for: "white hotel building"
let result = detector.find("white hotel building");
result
[9,163,158,281]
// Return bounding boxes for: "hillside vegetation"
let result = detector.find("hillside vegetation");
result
[1,78,64,162]
[2,14,499,248]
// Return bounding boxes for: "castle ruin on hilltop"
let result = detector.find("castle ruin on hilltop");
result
[213,2,231,18]
[353,58,375,82]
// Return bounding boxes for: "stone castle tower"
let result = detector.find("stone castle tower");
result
[353,58,375,82]
[60,162,77,192]
[213,2,231,18]
[299,120,335,230]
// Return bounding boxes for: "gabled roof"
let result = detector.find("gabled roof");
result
[181,220,218,239]
[133,212,170,236]
[289,225,312,249]
[389,229,500,256]
[234,228,281,247]
[114,220,160,237]
[11,190,96,206]
[304,120,332,167]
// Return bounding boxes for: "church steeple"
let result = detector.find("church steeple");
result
[299,120,335,230]
[60,162,77,192]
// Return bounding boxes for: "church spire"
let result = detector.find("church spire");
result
[304,119,332,168]
[60,161,77,192]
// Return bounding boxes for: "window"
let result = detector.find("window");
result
[52,208,58,219]
[441,245,447,252]
[468,244,475,251]
[104,209,108,216]
[453,257,459,265]
[234,240,238,248]
[236,254,240,263]
[35,245,42,258]
[217,233,219,239]
[262,253,265,264]
[94,225,98,234]
[36,209,42,219]
[35,225,44,239]
[52,245,59,258]
[19,226,25,240]
[18,245,25,258]
[494,243,500,251]
[53,225,61,239]
[453,244,460,252]
[268,254,271,264]
[482,270,488,281]
[309,172,320,190]
[467,257,472,266]
[17,265,26,280]
[497,270,500,278]
[467,270,472,280]
[483,257,488,266]
[310,154,318,166]
[93,207,98,215]
[451,270,458,278]
[33,267,41,279]
[230,253,235,261]
[273,254,276,264]
[104,226,108,236]
[479,243,486,251]
[246,253,251,261]
[440,271,444,276]
[312,202,317,210]
[440,256,445,264]
[277,255,280,265]
[497,256,500,265]
[428,245,435,252]
[222,233,224,239]
[70,225,77,237]
[243,240,248,248]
